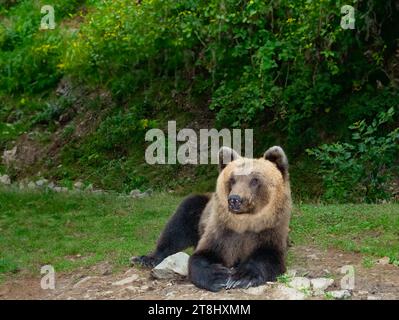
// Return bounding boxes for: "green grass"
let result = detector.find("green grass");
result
[291,203,399,262]
[0,187,181,281]
[0,188,398,284]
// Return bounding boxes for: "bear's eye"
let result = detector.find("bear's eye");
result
[250,178,260,187]
[229,177,236,185]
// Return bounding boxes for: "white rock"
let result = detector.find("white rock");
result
[129,189,141,197]
[53,186,69,192]
[2,147,17,166]
[27,181,36,189]
[275,285,306,300]
[377,257,390,265]
[289,277,311,291]
[112,274,139,286]
[311,278,334,295]
[357,290,369,295]
[367,295,381,300]
[151,252,190,279]
[243,285,268,296]
[0,175,11,185]
[74,181,84,189]
[329,290,351,299]
[35,179,48,187]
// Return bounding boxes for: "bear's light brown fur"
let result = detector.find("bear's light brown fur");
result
[196,151,291,268]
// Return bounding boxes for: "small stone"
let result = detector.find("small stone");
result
[74,181,84,189]
[243,285,268,296]
[367,295,381,300]
[48,182,55,189]
[0,175,11,185]
[2,147,17,166]
[289,277,311,291]
[357,290,369,296]
[129,189,141,197]
[35,179,48,187]
[151,252,190,279]
[112,274,139,286]
[125,286,138,292]
[28,181,36,189]
[311,278,334,295]
[329,290,351,299]
[166,291,176,297]
[275,285,306,300]
[377,257,390,265]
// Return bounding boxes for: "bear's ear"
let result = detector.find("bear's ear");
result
[264,146,289,179]
[218,147,240,172]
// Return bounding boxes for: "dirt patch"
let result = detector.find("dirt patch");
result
[1,246,398,300]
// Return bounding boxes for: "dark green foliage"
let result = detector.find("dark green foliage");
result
[308,108,399,203]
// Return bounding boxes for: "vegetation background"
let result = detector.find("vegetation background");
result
[1,0,398,202]
[0,0,399,287]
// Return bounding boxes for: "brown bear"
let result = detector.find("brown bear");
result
[132,146,292,292]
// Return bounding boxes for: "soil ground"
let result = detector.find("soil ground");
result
[1,246,398,300]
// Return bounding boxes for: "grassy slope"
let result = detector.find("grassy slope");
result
[1,188,398,283]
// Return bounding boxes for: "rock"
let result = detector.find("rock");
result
[140,285,152,291]
[151,252,190,279]
[166,291,177,297]
[243,285,268,296]
[288,277,311,291]
[35,179,48,187]
[275,285,306,300]
[311,278,334,295]
[129,189,149,198]
[0,174,11,185]
[358,290,368,295]
[2,147,17,166]
[54,186,69,193]
[367,295,381,300]
[48,182,55,189]
[377,257,390,265]
[329,290,351,299]
[74,181,84,189]
[129,189,141,197]
[112,274,139,286]
[27,181,36,189]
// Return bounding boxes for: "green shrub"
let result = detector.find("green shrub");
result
[307,107,399,203]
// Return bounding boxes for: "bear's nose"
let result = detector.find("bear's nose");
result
[228,195,242,211]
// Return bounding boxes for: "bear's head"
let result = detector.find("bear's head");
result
[214,146,291,232]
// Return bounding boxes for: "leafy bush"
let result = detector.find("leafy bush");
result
[307,108,399,203]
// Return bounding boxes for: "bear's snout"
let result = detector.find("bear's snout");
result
[228,194,243,212]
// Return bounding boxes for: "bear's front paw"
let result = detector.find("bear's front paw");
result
[130,255,160,268]
[226,267,265,290]
[191,263,231,292]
